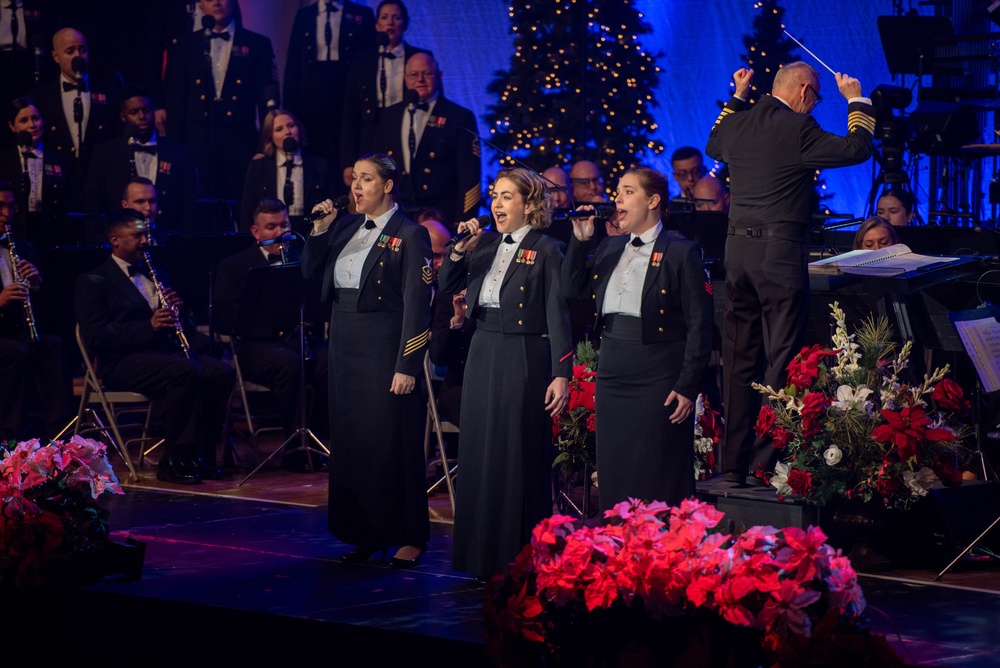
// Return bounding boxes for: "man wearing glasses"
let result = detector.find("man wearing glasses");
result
[671,146,706,199]
[569,160,607,203]
[706,62,875,485]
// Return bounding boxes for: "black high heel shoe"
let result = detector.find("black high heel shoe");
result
[338,545,386,564]
[388,544,424,570]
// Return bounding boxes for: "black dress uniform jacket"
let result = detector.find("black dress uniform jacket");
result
[29,78,119,177]
[369,96,481,225]
[0,144,79,249]
[239,152,330,232]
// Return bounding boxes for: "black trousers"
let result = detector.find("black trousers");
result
[722,232,808,475]
[103,351,235,464]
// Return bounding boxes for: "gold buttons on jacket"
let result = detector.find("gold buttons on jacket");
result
[658,327,664,332]
[380,261,385,266]
[195,78,201,85]
[593,274,598,280]
[519,286,524,291]
[517,320,523,325]
[518,303,523,308]
[660,309,665,314]
[377,280,381,285]
[236,79,242,85]
[661,289,666,294]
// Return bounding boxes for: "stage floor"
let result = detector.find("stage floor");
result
[66,481,999,666]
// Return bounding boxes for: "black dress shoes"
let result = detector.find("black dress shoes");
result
[339,545,387,564]
[388,545,424,570]
[156,457,202,485]
[186,458,225,480]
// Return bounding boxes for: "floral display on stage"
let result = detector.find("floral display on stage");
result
[0,436,130,588]
[694,396,722,480]
[757,303,970,511]
[552,341,598,478]
[484,498,903,667]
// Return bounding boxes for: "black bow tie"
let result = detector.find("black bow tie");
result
[381,51,396,60]
[268,253,283,265]
[631,237,644,247]
[62,80,86,93]
[127,263,150,278]
[410,102,429,113]
[209,31,231,40]
[502,234,515,244]
[281,160,298,170]
[132,144,156,155]
[21,150,37,159]
[364,219,376,230]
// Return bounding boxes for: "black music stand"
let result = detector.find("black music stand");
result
[235,264,328,486]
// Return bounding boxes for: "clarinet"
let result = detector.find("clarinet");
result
[143,251,191,358]
[3,224,40,342]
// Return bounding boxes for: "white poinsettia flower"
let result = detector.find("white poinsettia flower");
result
[832,384,873,411]
[823,444,843,466]
[902,467,938,496]
[771,461,792,496]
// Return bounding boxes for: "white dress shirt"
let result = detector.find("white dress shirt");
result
[209,21,235,99]
[132,133,159,183]
[112,254,158,311]
[400,92,437,174]
[59,74,91,150]
[333,204,397,289]
[315,1,343,61]
[602,222,661,317]
[0,2,26,50]
[377,42,406,107]
[21,144,42,212]
[478,224,531,307]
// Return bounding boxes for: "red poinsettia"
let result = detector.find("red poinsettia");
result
[568,364,596,412]
[787,469,814,497]
[799,392,830,440]
[786,345,838,390]
[772,426,792,449]
[871,406,954,462]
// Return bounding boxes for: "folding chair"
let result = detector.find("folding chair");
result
[423,350,457,514]
[64,324,162,483]
[220,334,282,464]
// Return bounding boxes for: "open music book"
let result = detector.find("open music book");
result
[809,244,960,277]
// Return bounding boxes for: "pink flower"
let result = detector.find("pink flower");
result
[758,579,822,638]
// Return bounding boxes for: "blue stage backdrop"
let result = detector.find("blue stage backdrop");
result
[242,0,982,221]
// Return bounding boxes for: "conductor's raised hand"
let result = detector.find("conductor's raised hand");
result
[570,205,596,241]
[452,217,484,254]
[733,67,754,99]
[835,73,862,100]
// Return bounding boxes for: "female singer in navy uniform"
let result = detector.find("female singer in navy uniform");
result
[439,167,572,578]
[562,167,714,511]
[302,152,432,568]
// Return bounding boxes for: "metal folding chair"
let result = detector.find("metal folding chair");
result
[423,351,457,514]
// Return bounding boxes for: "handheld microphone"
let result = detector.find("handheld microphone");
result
[404,88,419,110]
[308,195,350,221]
[281,136,299,154]
[447,214,492,248]
[71,56,86,80]
[552,204,617,221]
[376,32,390,49]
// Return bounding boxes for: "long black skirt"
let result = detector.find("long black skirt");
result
[596,322,695,512]
[327,305,429,547]
[452,319,553,578]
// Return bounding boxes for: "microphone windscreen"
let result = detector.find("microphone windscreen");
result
[71,56,86,74]
[201,14,216,31]
[16,131,32,148]
[476,214,492,228]
[375,32,390,48]
[282,136,299,154]
[333,196,350,210]
[404,88,419,106]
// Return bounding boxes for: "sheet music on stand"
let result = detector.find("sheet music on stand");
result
[949,305,1000,392]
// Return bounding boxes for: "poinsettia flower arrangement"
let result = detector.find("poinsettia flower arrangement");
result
[1,436,124,588]
[484,498,901,666]
[552,340,598,476]
[755,303,970,511]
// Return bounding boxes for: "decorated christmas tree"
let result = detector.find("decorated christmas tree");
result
[484,0,663,194]
[741,0,797,105]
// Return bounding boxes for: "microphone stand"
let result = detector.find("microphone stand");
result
[73,84,84,163]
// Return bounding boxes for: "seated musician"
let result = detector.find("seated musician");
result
[0,177,72,439]
[853,216,900,250]
[214,198,329,471]
[75,209,235,484]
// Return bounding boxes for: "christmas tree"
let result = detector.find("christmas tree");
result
[484,0,663,193]
[741,0,797,105]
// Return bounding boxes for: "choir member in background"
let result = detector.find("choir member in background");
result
[562,167,714,511]
[0,97,77,250]
[340,1,431,189]
[302,153,432,569]
[240,109,330,233]
[670,146,706,199]
[440,167,572,579]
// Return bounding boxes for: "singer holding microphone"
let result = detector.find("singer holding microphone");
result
[240,109,331,233]
[562,168,714,511]
[1,97,76,250]
[440,167,572,579]
[302,153,432,568]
